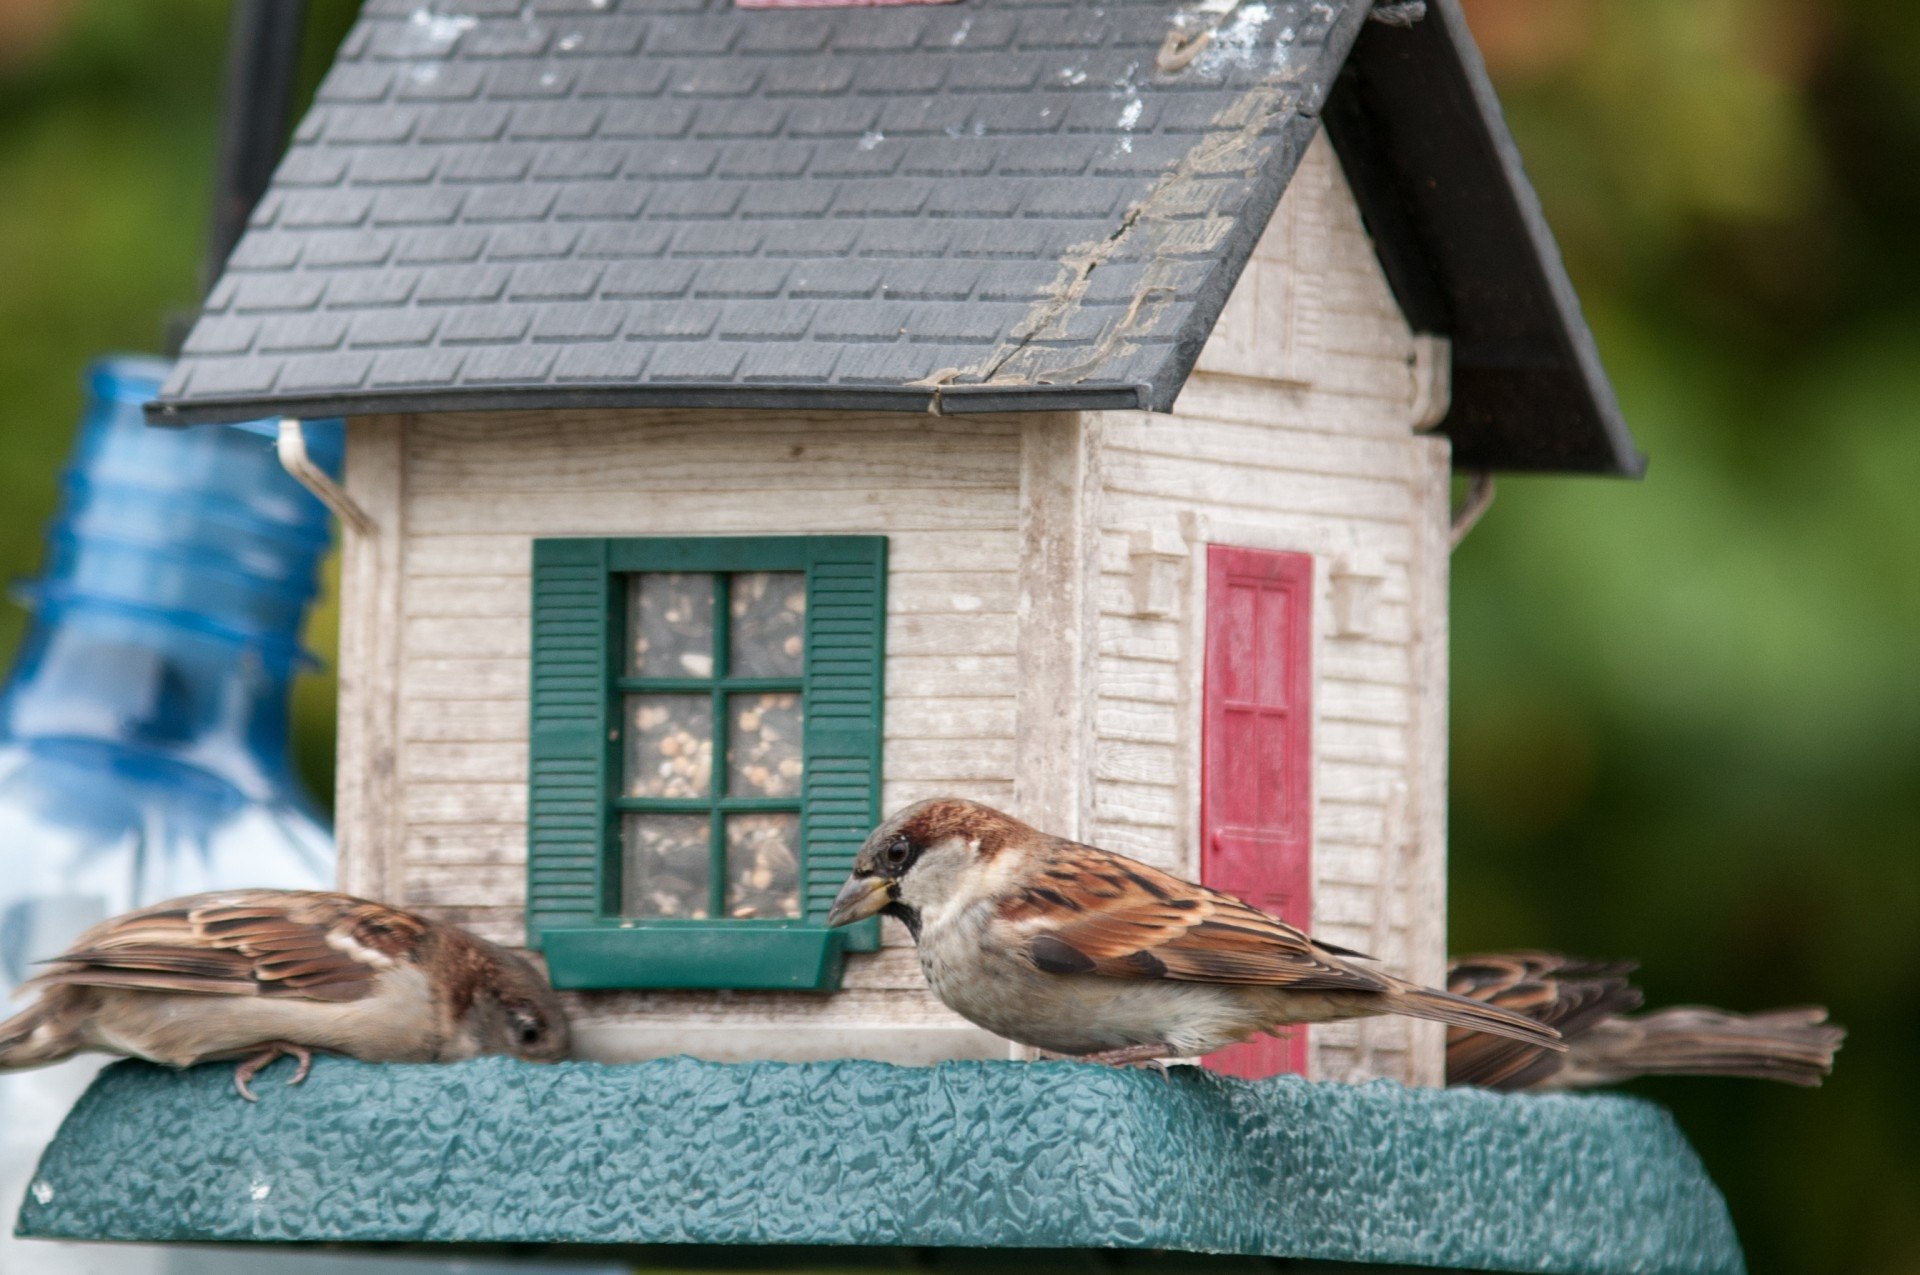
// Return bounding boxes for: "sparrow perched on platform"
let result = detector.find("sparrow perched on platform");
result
[826,798,1563,1063]
[0,890,569,1100]
[1445,951,1845,1091]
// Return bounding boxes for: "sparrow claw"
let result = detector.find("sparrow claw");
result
[232,1042,317,1102]
[1074,1043,1176,1071]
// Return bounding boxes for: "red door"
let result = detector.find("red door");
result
[1201,545,1314,1079]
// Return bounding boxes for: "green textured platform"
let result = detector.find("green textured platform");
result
[16,1056,1742,1274]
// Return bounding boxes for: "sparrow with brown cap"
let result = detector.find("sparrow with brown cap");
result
[0,889,569,1099]
[827,798,1562,1064]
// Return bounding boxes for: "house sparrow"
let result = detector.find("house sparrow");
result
[1445,951,1845,1090]
[0,889,569,1100]
[826,799,1563,1064]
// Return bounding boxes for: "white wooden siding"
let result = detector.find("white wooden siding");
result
[1087,133,1452,1086]
[339,408,1030,1059]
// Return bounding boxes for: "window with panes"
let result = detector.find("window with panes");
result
[526,536,885,991]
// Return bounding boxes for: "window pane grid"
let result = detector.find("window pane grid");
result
[708,805,725,921]
[617,568,806,922]
[622,693,712,799]
[617,677,800,694]
[615,797,801,814]
[707,572,728,920]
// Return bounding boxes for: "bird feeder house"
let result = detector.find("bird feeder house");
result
[21,0,1746,1270]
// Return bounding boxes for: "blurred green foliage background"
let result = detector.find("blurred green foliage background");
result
[0,1,1915,1271]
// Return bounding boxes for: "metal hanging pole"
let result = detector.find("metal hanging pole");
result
[197,5,377,536]
[203,0,309,295]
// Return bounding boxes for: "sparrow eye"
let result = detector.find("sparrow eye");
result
[518,1023,543,1046]
[883,836,912,870]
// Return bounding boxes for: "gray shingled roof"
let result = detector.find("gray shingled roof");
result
[151,0,1641,475]
[154,0,1363,421]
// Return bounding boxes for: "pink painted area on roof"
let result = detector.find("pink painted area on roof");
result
[736,0,957,8]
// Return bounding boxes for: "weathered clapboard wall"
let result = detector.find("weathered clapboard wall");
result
[338,408,1030,1062]
[334,132,1451,1078]
[1082,134,1453,1086]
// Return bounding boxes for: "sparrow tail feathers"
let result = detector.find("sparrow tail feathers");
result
[1386,983,1567,1050]
[0,997,79,1071]
[1573,1006,1843,1087]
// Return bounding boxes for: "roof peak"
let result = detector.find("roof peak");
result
[154,0,1639,475]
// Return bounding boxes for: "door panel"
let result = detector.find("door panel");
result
[1201,545,1313,1079]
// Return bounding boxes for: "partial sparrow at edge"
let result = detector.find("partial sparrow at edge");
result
[0,889,569,1100]
[827,798,1564,1064]
[1445,951,1844,1090]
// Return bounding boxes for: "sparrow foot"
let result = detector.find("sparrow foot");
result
[1073,1043,1175,1072]
[233,1042,316,1102]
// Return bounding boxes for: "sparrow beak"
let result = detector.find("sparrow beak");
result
[825,873,892,928]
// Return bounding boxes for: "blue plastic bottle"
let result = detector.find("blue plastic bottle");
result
[0,360,616,1275]
[0,357,336,1273]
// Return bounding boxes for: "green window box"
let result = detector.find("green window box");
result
[527,535,886,990]
[541,923,853,992]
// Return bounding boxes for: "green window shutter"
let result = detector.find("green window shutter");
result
[801,536,887,949]
[526,538,614,945]
[531,534,887,985]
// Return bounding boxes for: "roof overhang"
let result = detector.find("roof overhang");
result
[142,379,1150,426]
[1325,3,1643,475]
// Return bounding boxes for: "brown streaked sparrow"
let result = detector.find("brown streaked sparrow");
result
[1445,951,1845,1090]
[0,889,569,1100]
[825,798,1563,1064]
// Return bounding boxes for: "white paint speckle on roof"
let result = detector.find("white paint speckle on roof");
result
[408,9,476,47]
[1163,0,1312,77]
[1195,2,1275,74]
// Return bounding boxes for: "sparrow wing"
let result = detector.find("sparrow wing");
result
[30,890,428,1004]
[1444,951,1643,1089]
[999,847,1388,992]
